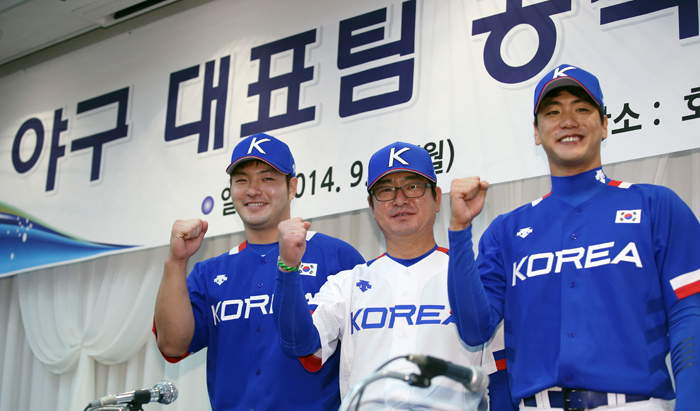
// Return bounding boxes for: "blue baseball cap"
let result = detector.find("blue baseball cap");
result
[533,64,604,116]
[367,141,437,191]
[226,133,296,176]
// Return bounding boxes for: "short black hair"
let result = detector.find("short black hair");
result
[229,159,292,188]
[534,86,605,127]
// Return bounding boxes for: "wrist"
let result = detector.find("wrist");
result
[165,255,189,270]
[449,218,472,231]
[277,256,301,273]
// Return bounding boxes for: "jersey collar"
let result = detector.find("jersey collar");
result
[550,167,609,206]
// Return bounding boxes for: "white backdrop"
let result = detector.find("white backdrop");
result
[1,0,699,410]
[1,148,699,411]
[2,0,700,275]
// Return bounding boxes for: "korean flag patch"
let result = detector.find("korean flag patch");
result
[616,209,641,223]
[299,263,318,276]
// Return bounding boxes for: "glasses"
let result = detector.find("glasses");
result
[371,183,432,202]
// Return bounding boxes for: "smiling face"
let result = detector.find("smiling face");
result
[368,172,441,244]
[534,88,608,176]
[230,161,296,242]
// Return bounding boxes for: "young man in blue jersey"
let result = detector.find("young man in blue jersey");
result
[447,64,700,410]
[273,142,507,411]
[153,133,364,411]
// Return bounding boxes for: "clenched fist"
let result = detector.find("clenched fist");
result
[169,219,209,262]
[278,217,311,270]
[449,177,489,231]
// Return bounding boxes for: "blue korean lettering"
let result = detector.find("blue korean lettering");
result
[240,30,317,136]
[339,60,414,117]
[46,109,68,191]
[598,0,698,40]
[165,56,230,153]
[338,0,416,118]
[337,0,415,69]
[70,87,130,181]
[12,118,44,174]
[472,0,572,84]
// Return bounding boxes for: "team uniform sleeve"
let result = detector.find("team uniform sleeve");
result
[447,226,503,345]
[668,294,700,411]
[651,187,700,409]
[273,269,322,358]
[484,321,518,411]
[272,237,360,372]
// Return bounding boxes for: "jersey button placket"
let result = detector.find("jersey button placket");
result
[392,269,416,358]
[399,270,411,301]
[561,207,583,378]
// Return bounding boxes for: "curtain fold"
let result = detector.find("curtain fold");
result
[14,246,169,410]
[1,149,698,411]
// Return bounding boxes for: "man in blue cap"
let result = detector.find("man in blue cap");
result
[153,133,364,411]
[447,64,700,410]
[274,141,495,410]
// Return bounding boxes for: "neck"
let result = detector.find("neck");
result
[549,161,602,177]
[244,226,280,245]
[384,233,437,259]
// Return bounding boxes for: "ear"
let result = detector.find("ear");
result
[601,115,609,141]
[288,177,298,202]
[534,121,542,146]
[434,186,442,213]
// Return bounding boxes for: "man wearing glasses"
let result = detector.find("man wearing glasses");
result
[273,142,495,411]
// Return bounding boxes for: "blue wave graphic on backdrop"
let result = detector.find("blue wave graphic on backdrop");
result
[0,203,137,275]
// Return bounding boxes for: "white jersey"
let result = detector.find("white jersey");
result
[308,247,496,411]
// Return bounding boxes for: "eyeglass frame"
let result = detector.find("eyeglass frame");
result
[370,182,433,202]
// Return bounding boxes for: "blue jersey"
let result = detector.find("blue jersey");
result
[448,168,700,404]
[181,231,363,411]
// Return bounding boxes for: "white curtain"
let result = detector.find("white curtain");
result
[1,149,699,411]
